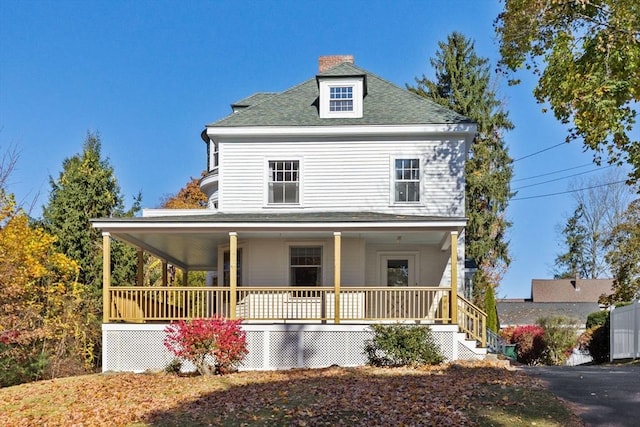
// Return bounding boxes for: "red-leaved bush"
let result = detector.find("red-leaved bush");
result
[499,326,515,343]
[164,317,248,375]
[510,325,546,365]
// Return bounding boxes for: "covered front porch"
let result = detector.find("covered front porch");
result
[94,211,486,348]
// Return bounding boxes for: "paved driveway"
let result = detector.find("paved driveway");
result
[522,365,640,427]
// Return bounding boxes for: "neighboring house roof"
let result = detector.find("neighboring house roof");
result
[208,62,472,127]
[497,278,612,327]
[497,302,601,327]
[531,278,613,303]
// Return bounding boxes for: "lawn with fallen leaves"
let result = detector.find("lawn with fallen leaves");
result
[0,360,583,426]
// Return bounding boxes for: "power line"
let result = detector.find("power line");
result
[511,179,628,201]
[514,142,566,162]
[512,163,593,182]
[512,165,614,191]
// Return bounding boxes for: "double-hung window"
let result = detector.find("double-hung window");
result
[290,247,322,286]
[394,158,420,203]
[268,160,299,204]
[318,77,363,118]
[329,86,353,112]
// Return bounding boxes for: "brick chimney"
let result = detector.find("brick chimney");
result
[318,55,354,72]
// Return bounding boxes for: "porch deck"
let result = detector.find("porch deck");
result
[105,286,486,346]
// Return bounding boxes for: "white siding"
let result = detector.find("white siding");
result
[217,137,465,216]
[363,232,464,288]
[220,237,365,286]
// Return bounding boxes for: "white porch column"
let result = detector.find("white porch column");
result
[450,231,458,325]
[229,232,238,319]
[102,232,111,323]
[334,232,341,324]
[136,249,144,286]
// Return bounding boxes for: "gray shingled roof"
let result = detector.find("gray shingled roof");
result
[208,62,472,127]
[231,92,277,109]
[93,211,467,224]
[497,301,601,327]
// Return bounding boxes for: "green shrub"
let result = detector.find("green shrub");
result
[537,316,578,365]
[164,358,183,375]
[0,340,49,387]
[589,325,610,363]
[586,310,609,329]
[581,310,610,363]
[364,324,444,367]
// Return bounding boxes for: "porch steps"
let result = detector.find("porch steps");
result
[455,332,487,360]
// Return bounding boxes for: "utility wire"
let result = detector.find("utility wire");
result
[512,163,593,182]
[512,165,614,191]
[514,142,566,162]
[511,179,627,201]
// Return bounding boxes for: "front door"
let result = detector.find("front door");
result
[380,254,417,287]
[380,254,417,318]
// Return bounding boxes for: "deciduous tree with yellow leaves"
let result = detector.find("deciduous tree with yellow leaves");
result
[0,190,98,386]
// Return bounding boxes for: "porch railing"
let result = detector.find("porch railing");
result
[105,286,487,347]
[106,286,451,323]
[108,287,231,322]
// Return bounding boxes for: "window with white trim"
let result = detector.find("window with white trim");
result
[290,247,322,286]
[268,160,299,204]
[318,77,364,118]
[394,158,420,203]
[329,86,353,112]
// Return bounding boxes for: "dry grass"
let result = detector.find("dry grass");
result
[0,361,583,426]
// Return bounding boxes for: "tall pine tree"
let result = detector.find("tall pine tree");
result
[408,32,514,309]
[554,204,588,279]
[42,132,140,300]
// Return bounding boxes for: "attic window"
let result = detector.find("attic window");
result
[318,77,364,118]
[329,86,353,112]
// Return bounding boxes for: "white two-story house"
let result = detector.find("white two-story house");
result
[93,56,486,372]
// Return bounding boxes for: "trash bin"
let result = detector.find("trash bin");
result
[504,344,517,360]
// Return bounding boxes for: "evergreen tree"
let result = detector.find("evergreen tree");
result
[554,204,588,279]
[42,132,141,300]
[408,32,514,309]
[484,285,499,333]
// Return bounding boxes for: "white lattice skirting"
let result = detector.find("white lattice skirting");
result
[102,323,484,373]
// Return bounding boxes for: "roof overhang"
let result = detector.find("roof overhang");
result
[92,212,466,271]
[205,123,477,139]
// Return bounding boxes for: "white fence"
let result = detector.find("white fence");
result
[610,301,640,361]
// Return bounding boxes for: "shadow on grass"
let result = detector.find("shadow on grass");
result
[139,365,581,427]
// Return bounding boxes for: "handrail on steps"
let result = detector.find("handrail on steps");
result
[457,295,487,348]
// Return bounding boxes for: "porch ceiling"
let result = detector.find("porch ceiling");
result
[92,211,466,270]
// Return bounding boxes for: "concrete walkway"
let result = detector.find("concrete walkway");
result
[522,365,640,427]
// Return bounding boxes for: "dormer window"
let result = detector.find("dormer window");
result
[318,77,364,119]
[329,86,353,112]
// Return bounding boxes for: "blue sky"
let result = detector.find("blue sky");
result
[1,0,634,298]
